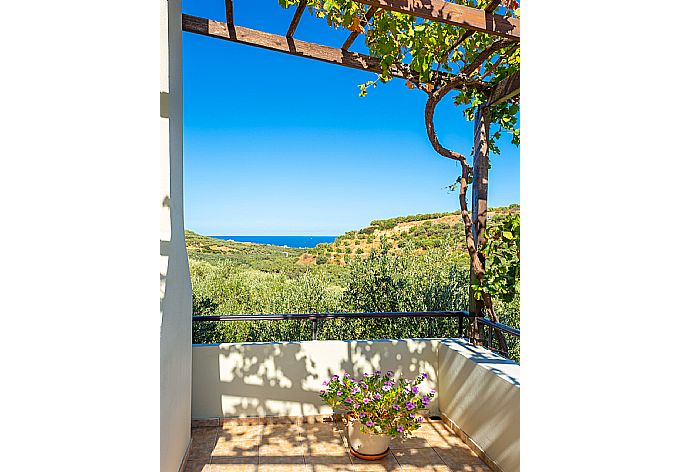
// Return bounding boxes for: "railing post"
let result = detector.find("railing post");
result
[487,322,493,350]
[311,318,318,341]
[457,315,464,339]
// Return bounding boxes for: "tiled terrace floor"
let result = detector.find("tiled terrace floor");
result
[185,419,491,472]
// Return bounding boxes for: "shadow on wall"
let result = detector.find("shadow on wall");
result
[218,342,320,417]
[192,339,440,419]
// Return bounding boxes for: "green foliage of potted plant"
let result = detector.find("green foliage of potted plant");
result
[319,370,435,459]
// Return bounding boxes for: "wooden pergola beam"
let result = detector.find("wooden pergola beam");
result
[487,71,520,106]
[443,0,502,60]
[355,0,519,40]
[286,0,307,38]
[182,14,488,92]
[224,0,234,27]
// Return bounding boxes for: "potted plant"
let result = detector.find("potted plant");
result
[319,370,435,460]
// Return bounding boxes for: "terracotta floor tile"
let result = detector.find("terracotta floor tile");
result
[432,449,488,472]
[204,464,258,472]
[189,419,491,472]
[259,450,306,464]
[260,443,306,456]
[303,424,345,437]
[305,436,349,451]
[390,436,432,450]
[435,463,490,472]
[392,448,445,467]
[211,456,259,465]
[420,435,466,450]
[349,452,401,472]
[189,440,217,462]
[219,425,263,442]
[257,463,309,472]
[192,427,219,444]
[398,465,452,472]
[263,424,305,437]
[262,439,307,450]
[211,440,259,457]
[304,440,350,455]
[304,452,352,465]
[261,456,307,465]
[306,464,354,472]
[184,461,208,472]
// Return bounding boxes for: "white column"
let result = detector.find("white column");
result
[160,1,192,471]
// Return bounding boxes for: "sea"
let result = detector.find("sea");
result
[210,235,337,248]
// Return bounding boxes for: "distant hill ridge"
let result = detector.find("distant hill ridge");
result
[185,204,519,267]
[299,204,519,266]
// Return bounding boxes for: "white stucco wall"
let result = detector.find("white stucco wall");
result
[192,339,440,419]
[438,340,520,472]
[160,1,192,471]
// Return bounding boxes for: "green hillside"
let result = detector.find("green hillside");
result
[185,205,520,361]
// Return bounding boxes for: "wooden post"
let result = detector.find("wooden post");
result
[469,104,490,342]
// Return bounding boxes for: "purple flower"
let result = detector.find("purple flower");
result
[353,403,360,409]
[422,396,430,405]
[411,386,419,394]
[373,393,381,400]
[374,370,381,375]
[417,417,424,423]
[405,379,411,384]
[344,373,350,378]
[345,397,353,403]
[404,386,411,393]
[331,375,339,380]
[361,383,368,389]
[392,404,400,411]
[337,391,343,396]
[405,402,415,411]
[422,372,429,379]
[351,387,360,394]
[430,389,436,395]
[363,398,370,404]
[397,426,404,432]
[409,413,415,419]
[382,385,391,392]
[386,370,394,377]
[359,412,367,418]
[363,373,369,377]
[384,381,392,387]
[322,381,328,386]
[366,421,374,427]
[320,390,325,394]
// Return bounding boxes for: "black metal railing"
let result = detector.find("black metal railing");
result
[192,310,520,360]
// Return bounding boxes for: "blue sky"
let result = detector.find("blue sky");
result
[182,0,519,235]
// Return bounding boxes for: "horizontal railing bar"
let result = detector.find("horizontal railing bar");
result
[192,310,520,338]
[476,317,521,337]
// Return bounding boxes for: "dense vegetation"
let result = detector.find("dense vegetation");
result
[188,207,520,362]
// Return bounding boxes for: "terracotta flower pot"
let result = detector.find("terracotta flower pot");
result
[346,416,391,459]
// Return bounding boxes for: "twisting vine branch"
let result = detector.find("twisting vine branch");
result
[424,76,508,352]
